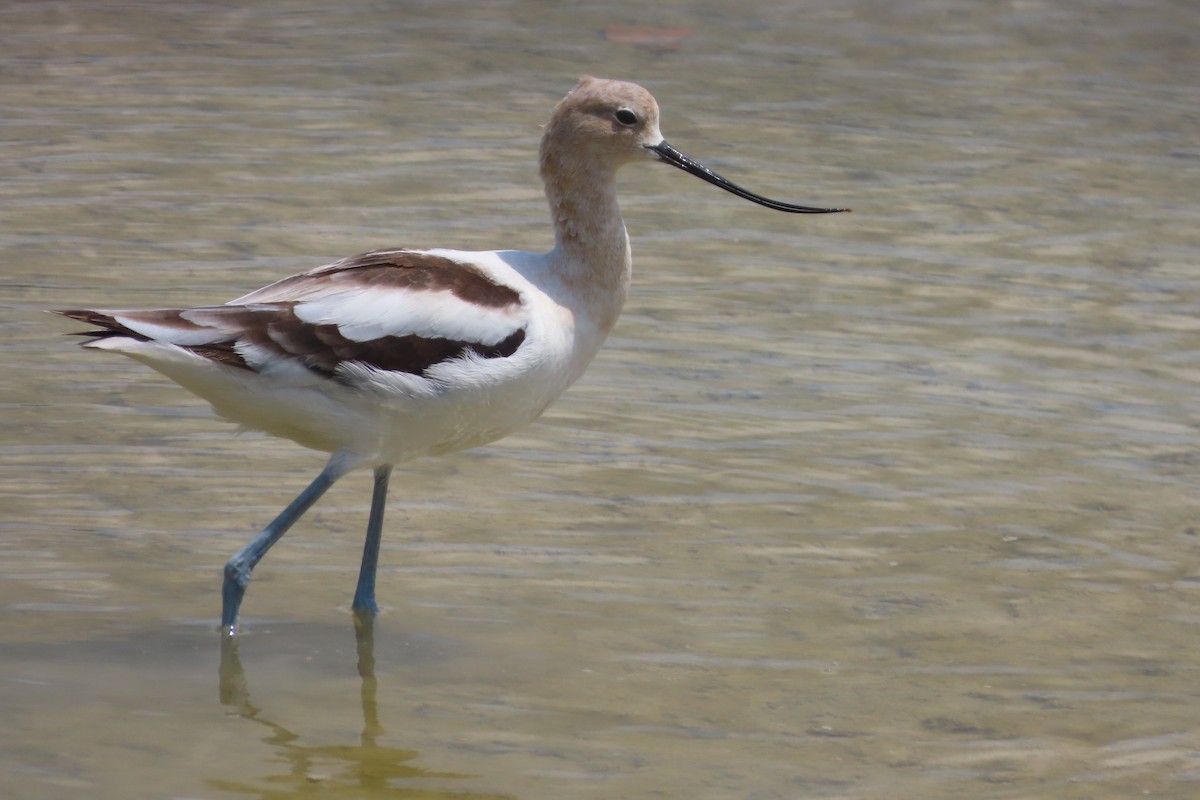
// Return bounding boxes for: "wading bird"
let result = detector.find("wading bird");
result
[56,77,848,636]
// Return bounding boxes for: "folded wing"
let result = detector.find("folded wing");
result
[56,250,529,383]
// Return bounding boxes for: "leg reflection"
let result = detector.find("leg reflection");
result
[212,620,511,798]
[218,634,251,710]
[355,608,381,746]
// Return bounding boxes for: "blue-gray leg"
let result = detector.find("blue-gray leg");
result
[221,452,360,636]
[351,465,392,616]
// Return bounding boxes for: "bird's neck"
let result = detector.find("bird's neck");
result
[541,158,632,333]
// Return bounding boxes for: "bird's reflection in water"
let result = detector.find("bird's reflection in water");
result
[214,614,511,799]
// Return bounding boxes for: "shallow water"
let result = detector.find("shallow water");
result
[3,1,1200,798]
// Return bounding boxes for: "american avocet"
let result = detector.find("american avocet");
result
[56,77,848,636]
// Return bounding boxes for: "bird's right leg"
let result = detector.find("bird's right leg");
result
[221,451,361,637]
[351,464,393,618]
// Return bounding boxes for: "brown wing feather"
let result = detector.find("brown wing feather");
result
[226,303,526,378]
[55,298,526,380]
[232,249,523,308]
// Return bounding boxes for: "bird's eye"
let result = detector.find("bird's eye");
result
[614,108,639,126]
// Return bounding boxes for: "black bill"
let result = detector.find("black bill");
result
[647,141,849,214]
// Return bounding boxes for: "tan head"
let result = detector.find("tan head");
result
[540,77,665,177]
[540,77,850,214]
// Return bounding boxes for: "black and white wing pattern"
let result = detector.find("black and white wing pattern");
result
[57,250,530,384]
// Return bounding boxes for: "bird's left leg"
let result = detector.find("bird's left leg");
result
[221,451,361,636]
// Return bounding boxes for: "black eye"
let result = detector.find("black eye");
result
[614,108,639,126]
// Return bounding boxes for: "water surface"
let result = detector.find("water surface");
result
[3,1,1199,798]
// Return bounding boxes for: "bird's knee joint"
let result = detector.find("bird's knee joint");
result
[223,558,250,589]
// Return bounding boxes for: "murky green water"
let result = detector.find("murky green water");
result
[3,1,1199,798]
